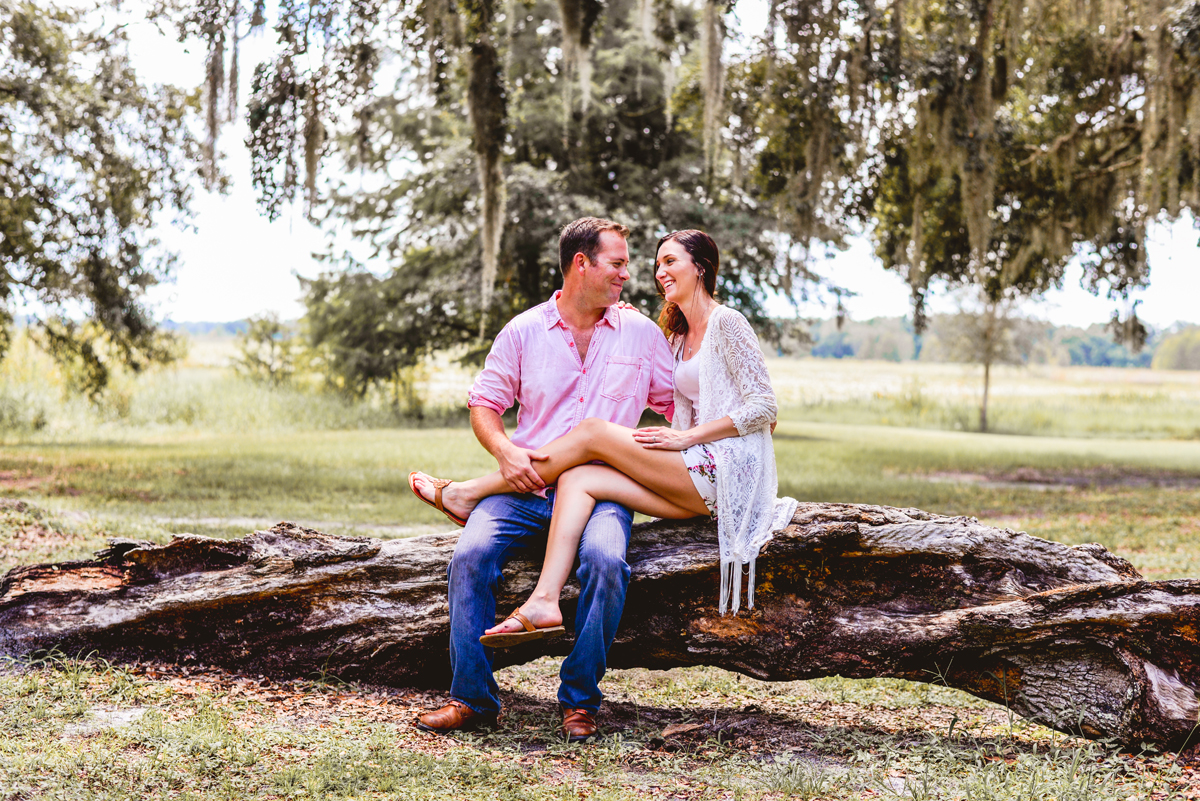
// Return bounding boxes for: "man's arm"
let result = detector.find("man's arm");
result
[466,323,547,492]
[646,327,676,422]
[470,406,548,493]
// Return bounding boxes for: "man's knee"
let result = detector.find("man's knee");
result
[449,539,494,588]
[448,496,512,590]
[576,502,633,585]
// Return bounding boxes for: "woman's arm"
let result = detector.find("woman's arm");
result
[635,310,778,450]
[715,310,778,435]
[633,415,738,450]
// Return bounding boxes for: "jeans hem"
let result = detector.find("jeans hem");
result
[454,697,499,716]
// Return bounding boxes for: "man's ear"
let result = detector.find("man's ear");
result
[572,252,590,274]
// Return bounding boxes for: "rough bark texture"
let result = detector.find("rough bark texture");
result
[699,0,724,179]
[2,503,1197,749]
[467,37,507,332]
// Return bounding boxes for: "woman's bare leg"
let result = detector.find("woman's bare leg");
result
[483,461,707,636]
[414,418,706,521]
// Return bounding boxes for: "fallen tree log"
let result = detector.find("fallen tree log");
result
[1,503,1197,749]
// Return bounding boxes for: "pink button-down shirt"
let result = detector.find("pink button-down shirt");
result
[468,292,675,450]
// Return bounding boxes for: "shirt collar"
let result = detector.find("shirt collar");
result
[543,290,620,330]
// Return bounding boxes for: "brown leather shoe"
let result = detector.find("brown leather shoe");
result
[415,700,497,734]
[560,707,598,743]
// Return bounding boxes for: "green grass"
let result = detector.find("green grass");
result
[3,419,1198,578]
[6,328,1200,442]
[766,358,1200,440]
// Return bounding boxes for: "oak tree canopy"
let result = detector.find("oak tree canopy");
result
[166,0,1200,387]
[1,1,200,394]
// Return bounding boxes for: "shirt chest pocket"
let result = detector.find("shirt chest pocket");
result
[600,357,643,402]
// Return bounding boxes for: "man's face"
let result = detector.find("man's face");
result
[582,231,630,307]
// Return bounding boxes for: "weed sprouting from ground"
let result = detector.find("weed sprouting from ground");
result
[746,753,859,798]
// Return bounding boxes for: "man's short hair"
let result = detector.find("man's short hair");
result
[559,217,630,274]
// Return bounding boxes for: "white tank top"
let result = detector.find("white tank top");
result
[674,350,701,404]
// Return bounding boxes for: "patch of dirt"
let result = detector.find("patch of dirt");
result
[125,661,460,749]
[0,470,57,492]
[921,467,1200,491]
[62,706,149,738]
[0,499,75,562]
[0,468,81,495]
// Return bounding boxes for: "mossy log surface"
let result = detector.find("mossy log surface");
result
[1,503,1197,749]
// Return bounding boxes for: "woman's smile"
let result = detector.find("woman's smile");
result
[655,240,698,303]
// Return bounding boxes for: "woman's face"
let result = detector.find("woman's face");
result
[655,239,703,304]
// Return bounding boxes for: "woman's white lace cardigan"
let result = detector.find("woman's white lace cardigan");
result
[671,306,798,614]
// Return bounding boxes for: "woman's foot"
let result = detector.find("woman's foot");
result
[408,472,477,525]
[482,599,563,637]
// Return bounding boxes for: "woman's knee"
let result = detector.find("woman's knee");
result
[577,417,608,436]
[572,417,610,458]
[557,464,601,494]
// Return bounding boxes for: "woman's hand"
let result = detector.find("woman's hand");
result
[633,426,693,450]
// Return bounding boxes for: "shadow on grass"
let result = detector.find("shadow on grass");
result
[478,687,1082,765]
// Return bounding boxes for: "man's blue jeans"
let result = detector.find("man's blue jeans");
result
[447,491,634,715]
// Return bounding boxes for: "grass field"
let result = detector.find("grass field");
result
[1,350,1199,799]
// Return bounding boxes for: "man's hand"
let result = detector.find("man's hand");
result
[497,444,549,493]
[471,407,548,493]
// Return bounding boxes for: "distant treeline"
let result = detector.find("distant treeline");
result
[160,321,249,337]
[13,316,251,338]
[794,317,1200,370]
[161,315,1200,372]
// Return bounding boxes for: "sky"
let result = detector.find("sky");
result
[123,9,1200,330]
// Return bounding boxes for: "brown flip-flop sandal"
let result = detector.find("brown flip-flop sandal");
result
[479,608,566,649]
[408,471,468,527]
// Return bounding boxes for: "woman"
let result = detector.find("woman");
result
[409,230,797,642]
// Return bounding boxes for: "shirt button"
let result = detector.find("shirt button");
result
[579,397,584,402]
[569,342,575,347]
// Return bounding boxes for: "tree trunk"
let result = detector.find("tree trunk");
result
[467,37,507,337]
[2,504,1197,750]
[699,0,724,181]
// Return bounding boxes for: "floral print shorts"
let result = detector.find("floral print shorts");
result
[681,443,718,518]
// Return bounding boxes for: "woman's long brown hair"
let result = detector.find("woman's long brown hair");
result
[656,229,720,341]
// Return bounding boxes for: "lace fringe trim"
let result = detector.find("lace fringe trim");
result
[718,496,799,614]
[718,555,760,615]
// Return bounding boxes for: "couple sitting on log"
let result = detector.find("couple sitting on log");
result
[408,217,797,742]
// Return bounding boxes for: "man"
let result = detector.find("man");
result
[416,217,675,741]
